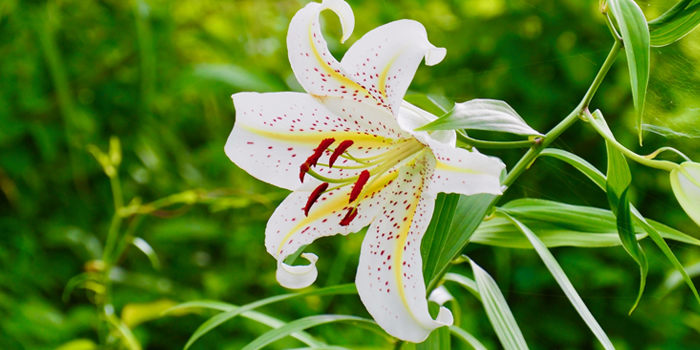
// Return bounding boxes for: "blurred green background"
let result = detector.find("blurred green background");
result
[2,0,700,349]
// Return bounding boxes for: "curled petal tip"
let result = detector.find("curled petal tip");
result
[435,306,454,326]
[276,253,319,289]
[322,0,355,43]
[428,285,454,306]
[425,47,446,66]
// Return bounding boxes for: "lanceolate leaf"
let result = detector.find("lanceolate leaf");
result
[417,99,542,136]
[426,193,498,292]
[498,212,614,350]
[649,0,700,47]
[607,0,651,144]
[469,259,529,350]
[404,93,451,117]
[605,134,648,313]
[241,315,383,350]
[616,187,648,313]
[167,284,357,349]
[422,193,461,286]
[537,147,700,306]
[450,326,489,350]
[472,198,699,248]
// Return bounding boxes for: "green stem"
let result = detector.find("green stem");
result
[503,39,621,188]
[645,147,691,162]
[393,340,405,350]
[110,174,124,212]
[456,131,540,149]
[584,109,678,172]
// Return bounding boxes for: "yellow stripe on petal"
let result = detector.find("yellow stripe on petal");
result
[377,56,397,101]
[276,170,399,256]
[435,160,483,174]
[308,22,370,98]
[393,160,428,317]
[242,125,396,148]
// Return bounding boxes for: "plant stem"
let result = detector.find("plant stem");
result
[584,109,678,172]
[503,39,621,188]
[456,131,540,149]
[429,40,623,295]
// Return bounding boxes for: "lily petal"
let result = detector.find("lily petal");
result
[277,253,319,289]
[426,139,505,197]
[340,20,446,116]
[227,92,407,190]
[266,171,398,288]
[356,152,453,342]
[287,0,379,107]
[398,101,456,146]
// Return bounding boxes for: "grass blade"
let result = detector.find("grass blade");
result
[498,212,614,350]
[469,259,529,350]
[449,325,488,350]
[241,315,382,350]
[168,284,357,349]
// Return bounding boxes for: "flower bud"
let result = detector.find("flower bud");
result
[670,162,700,227]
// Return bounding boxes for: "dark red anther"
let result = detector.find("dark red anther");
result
[306,138,336,167]
[299,162,310,183]
[339,207,359,226]
[328,140,354,168]
[348,170,370,204]
[303,182,329,216]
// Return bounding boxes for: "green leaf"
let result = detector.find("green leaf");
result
[605,143,632,212]
[193,63,284,92]
[166,300,323,347]
[130,237,160,270]
[605,135,647,313]
[498,212,614,350]
[449,326,488,350]
[62,272,100,302]
[105,313,142,350]
[469,259,529,350]
[422,193,460,286]
[416,99,542,136]
[241,315,383,350]
[169,284,357,349]
[444,272,481,301]
[635,216,700,305]
[607,0,651,144]
[615,188,648,314]
[54,339,98,350]
[649,0,700,46]
[426,193,497,292]
[539,148,606,187]
[473,198,697,248]
[403,93,451,117]
[538,148,700,303]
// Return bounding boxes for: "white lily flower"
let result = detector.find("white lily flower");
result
[224,0,504,342]
[670,162,700,227]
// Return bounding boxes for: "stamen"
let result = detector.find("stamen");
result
[303,182,329,216]
[328,140,354,167]
[306,138,336,167]
[339,207,358,226]
[349,170,370,203]
[299,162,310,183]
[299,138,335,183]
